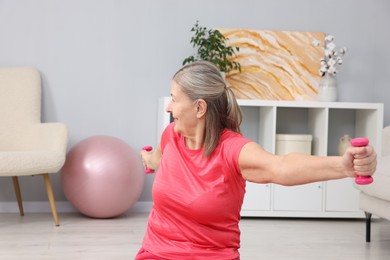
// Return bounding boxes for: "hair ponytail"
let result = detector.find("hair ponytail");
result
[224,86,242,133]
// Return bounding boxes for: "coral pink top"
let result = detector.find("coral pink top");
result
[140,123,251,259]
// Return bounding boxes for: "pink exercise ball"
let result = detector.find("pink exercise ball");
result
[61,136,144,218]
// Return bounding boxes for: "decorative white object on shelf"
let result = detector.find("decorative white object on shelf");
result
[338,134,351,156]
[276,134,312,155]
[313,35,347,102]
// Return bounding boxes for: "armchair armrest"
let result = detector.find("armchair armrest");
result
[355,155,390,201]
[0,123,68,152]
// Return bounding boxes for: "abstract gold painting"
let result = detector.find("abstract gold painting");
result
[219,29,325,101]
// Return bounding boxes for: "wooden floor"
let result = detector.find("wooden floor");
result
[0,212,389,259]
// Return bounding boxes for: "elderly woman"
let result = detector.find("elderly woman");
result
[137,61,376,260]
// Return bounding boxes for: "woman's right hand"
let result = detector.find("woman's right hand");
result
[140,145,162,171]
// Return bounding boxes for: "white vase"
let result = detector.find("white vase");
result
[318,74,338,102]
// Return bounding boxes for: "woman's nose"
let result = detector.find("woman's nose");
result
[166,101,172,113]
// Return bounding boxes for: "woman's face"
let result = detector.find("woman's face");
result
[166,81,198,136]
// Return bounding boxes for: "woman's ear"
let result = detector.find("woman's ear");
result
[196,99,207,118]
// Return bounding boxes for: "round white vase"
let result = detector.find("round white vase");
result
[318,74,338,102]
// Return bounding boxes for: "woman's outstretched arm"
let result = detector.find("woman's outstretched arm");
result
[239,142,377,186]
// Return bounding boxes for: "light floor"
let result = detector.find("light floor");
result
[0,212,389,260]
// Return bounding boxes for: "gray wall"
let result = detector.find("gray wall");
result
[1,0,389,204]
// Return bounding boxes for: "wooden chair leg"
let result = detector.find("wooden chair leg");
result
[42,174,60,226]
[12,176,24,216]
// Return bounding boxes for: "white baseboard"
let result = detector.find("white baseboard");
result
[0,201,153,214]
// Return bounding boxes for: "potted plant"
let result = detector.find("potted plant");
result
[182,21,241,75]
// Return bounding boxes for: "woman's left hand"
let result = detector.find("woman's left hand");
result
[342,145,377,178]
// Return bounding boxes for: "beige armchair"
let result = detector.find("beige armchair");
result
[355,126,390,242]
[0,67,68,226]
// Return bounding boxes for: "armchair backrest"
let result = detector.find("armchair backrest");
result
[0,67,42,127]
[0,67,43,150]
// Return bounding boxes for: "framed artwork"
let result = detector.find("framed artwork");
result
[219,29,325,101]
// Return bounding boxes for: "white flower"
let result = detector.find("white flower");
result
[312,35,347,77]
[328,59,336,67]
[328,67,337,75]
[325,35,334,42]
[339,47,347,55]
[325,49,333,58]
[327,42,336,51]
[312,39,320,47]
[320,67,328,73]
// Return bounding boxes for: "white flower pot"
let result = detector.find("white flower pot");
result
[318,74,338,102]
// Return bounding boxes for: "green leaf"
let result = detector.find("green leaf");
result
[182,21,242,74]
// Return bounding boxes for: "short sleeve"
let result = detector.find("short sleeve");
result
[221,131,252,174]
[160,122,175,153]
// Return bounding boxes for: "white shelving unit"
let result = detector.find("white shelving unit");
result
[158,97,384,218]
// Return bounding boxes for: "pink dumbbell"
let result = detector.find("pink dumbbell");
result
[142,146,155,174]
[351,138,373,185]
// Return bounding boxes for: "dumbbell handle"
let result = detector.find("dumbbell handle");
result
[142,146,155,174]
[351,138,373,185]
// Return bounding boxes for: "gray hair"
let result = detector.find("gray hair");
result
[172,60,243,157]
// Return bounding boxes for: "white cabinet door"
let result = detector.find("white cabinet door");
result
[242,182,271,211]
[273,183,323,211]
[325,179,360,212]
